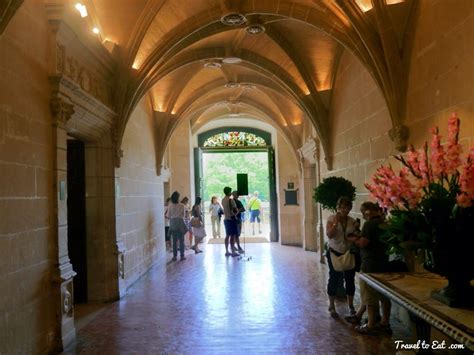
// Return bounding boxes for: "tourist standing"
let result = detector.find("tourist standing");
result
[348,202,392,335]
[209,196,223,238]
[325,196,358,318]
[222,186,239,257]
[191,197,206,254]
[167,191,187,261]
[164,197,171,252]
[232,191,245,253]
[247,191,263,235]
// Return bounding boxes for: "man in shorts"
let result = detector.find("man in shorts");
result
[347,202,392,335]
[222,186,239,257]
[247,191,262,235]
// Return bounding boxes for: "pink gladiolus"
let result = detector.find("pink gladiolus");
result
[430,127,446,179]
[457,148,474,207]
[445,113,463,174]
[406,145,421,178]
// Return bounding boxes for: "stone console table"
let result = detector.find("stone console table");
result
[360,272,473,351]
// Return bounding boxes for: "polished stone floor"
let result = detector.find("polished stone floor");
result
[66,243,412,354]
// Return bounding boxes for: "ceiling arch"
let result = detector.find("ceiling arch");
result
[88,0,417,169]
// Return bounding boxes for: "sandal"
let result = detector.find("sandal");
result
[355,324,378,335]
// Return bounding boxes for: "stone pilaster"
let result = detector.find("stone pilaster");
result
[298,139,318,253]
[51,96,76,349]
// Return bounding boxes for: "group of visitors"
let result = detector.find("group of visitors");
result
[164,192,206,261]
[208,191,263,238]
[326,196,393,335]
[164,189,263,261]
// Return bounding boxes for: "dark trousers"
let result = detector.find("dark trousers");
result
[171,231,185,258]
[326,250,356,297]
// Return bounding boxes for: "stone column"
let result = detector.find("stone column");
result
[51,98,76,348]
[298,139,318,252]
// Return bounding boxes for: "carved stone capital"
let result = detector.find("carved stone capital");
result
[389,125,409,152]
[50,97,74,126]
[298,138,318,166]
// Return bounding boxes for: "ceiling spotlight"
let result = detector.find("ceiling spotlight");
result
[75,3,88,17]
[241,83,256,90]
[92,27,100,35]
[222,57,242,64]
[203,60,222,69]
[225,82,240,89]
[221,13,247,26]
[245,24,265,35]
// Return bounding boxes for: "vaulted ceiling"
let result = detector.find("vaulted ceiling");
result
[67,0,417,168]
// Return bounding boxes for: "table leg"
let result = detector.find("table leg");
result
[410,313,432,354]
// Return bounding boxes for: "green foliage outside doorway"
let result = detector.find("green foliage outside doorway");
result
[202,151,270,203]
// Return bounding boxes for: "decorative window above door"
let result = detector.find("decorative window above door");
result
[203,131,267,147]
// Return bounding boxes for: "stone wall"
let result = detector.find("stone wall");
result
[0,2,57,353]
[276,133,302,246]
[321,48,393,220]
[116,100,165,290]
[321,1,474,220]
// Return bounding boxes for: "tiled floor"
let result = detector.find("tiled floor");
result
[66,243,412,354]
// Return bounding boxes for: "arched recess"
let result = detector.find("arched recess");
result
[193,124,280,242]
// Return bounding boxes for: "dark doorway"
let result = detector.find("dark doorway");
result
[67,139,87,303]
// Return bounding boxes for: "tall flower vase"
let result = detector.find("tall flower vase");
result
[424,248,474,308]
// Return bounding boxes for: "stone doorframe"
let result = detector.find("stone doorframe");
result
[46,2,119,350]
[298,138,325,263]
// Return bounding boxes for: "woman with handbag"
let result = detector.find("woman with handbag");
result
[167,191,188,261]
[325,196,358,318]
[190,197,206,254]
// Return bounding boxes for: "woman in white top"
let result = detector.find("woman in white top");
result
[208,196,223,238]
[166,191,187,261]
[325,196,358,318]
[190,197,206,253]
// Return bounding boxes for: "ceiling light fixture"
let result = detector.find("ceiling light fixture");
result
[245,23,265,35]
[221,13,247,26]
[225,82,240,89]
[241,83,256,90]
[92,27,100,35]
[75,3,88,17]
[203,60,222,69]
[222,57,242,64]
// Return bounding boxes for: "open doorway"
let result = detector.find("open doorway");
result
[202,151,271,241]
[67,139,87,303]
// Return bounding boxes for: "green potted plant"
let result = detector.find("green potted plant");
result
[313,176,356,212]
[365,113,474,307]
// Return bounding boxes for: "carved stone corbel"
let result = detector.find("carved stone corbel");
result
[389,124,409,152]
[50,97,74,127]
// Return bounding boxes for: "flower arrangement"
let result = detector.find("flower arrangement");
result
[313,176,356,213]
[365,113,474,258]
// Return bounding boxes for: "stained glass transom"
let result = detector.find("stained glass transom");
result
[203,132,267,147]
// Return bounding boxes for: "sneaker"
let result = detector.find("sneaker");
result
[238,248,245,253]
[180,256,186,261]
[355,324,378,335]
[171,257,177,261]
[231,252,239,257]
[225,252,231,256]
